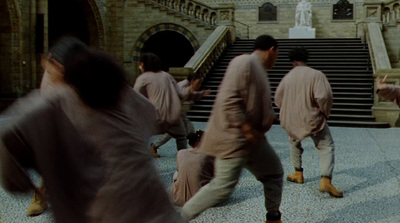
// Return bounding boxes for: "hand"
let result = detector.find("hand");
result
[202,89,211,96]
[376,75,388,90]
[241,123,264,143]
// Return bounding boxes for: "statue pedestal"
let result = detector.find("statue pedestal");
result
[289,27,315,38]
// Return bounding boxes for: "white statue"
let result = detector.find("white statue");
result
[295,0,312,28]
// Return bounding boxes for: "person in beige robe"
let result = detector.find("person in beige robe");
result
[0,37,184,223]
[181,35,284,223]
[274,47,343,198]
[153,73,210,154]
[170,130,214,206]
[134,53,187,156]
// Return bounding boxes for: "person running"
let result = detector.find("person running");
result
[134,53,188,156]
[180,35,284,223]
[151,73,210,157]
[0,37,185,223]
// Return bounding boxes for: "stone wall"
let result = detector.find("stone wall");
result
[201,0,365,39]
[382,25,400,68]
[120,0,216,83]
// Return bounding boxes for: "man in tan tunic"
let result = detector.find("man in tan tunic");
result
[0,38,184,223]
[274,47,343,198]
[151,73,210,157]
[181,35,284,223]
[134,53,187,154]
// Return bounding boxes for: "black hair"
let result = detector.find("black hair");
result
[49,36,88,65]
[254,35,278,51]
[139,53,162,72]
[63,49,127,109]
[288,47,309,63]
[187,73,202,82]
[186,130,204,147]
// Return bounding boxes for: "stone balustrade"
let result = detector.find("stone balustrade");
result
[382,0,400,24]
[152,0,234,27]
[169,26,232,80]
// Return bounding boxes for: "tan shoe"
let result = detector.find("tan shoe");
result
[319,176,343,198]
[149,143,160,158]
[27,187,48,216]
[287,170,304,184]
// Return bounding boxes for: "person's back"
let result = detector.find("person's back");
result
[276,65,331,140]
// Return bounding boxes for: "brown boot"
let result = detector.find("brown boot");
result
[319,176,343,198]
[149,143,160,158]
[27,187,48,216]
[287,170,304,184]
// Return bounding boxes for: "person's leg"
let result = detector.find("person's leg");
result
[182,114,195,134]
[311,125,343,198]
[287,137,304,183]
[152,133,173,149]
[27,180,48,216]
[311,125,335,177]
[245,140,283,222]
[181,157,245,221]
[168,120,188,151]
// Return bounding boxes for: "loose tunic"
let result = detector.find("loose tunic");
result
[275,66,333,140]
[0,86,184,223]
[199,54,275,159]
[134,71,183,132]
[170,148,214,206]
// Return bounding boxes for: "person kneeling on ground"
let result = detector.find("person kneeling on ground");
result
[170,130,214,206]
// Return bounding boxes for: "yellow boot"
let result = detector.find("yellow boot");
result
[319,177,343,198]
[286,170,304,184]
[27,187,48,216]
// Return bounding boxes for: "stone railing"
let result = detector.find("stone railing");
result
[169,25,233,80]
[151,0,235,27]
[381,0,400,24]
[364,22,391,71]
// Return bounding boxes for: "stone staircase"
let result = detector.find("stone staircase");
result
[187,38,391,128]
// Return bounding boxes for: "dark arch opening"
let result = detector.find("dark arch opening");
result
[142,31,195,72]
[48,0,96,48]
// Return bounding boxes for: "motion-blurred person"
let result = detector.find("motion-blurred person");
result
[151,73,210,157]
[376,75,400,104]
[170,130,214,206]
[134,53,187,156]
[0,37,184,223]
[275,47,343,198]
[25,36,89,217]
[181,35,284,223]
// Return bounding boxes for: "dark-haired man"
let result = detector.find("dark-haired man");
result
[181,35,284,223]
[275,47,343,198]
[134,53,187,153]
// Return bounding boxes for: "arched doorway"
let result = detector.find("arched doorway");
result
[0,0,13,95]
[48,0,104,49]
[142,31,195,72]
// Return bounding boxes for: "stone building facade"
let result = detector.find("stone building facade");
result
[1,0,400,114]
